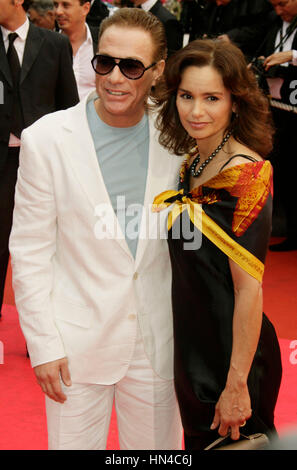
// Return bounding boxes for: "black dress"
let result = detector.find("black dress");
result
[153,157,282,450]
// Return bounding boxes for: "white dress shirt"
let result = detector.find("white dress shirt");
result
[72,24,96,100]
[274,21,295,55]
[1,18,30,147]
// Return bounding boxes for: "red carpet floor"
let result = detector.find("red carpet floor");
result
[0,238,296,450]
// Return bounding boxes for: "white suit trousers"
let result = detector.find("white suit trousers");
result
[45,325,182,450]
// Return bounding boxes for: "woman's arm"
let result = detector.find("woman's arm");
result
[210,258,263,440]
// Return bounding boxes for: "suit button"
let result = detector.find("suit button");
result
[133,272,138,280]
[128,314,136,321]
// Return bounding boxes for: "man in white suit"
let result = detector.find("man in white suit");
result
[9,8,183,450]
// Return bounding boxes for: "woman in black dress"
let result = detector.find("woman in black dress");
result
[153,39,282,450]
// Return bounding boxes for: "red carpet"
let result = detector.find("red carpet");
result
[0,238,296,450]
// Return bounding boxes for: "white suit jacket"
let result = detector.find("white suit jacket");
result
[9,92,181,384]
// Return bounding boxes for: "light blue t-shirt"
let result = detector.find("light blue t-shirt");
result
[86,97,149,258]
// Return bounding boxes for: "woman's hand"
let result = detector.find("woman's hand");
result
[210,382,252,440]
[211,258,262,440]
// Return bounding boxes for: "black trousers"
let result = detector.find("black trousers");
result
[0,147,20,314]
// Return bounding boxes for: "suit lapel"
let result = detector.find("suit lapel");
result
[61,93,132,258]
[88,25,99,54]
[0,30,12,86]
[135,114,179,269]
[20,23,45,85]
[269,20,297,53]
[0,23,44,86]
[149,1,160,15]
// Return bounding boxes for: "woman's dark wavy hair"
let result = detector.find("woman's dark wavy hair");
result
[153,39,274,157]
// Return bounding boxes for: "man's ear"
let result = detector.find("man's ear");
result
[152,59,165,87]
[83,1,91,16]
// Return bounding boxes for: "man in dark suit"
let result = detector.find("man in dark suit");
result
[131,0,184,57]
[255,0,297,251]
[0,0,79,318]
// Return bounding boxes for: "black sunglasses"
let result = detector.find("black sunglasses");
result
[91,54,156,80]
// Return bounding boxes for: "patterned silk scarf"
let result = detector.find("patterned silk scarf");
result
[153,160,273,282]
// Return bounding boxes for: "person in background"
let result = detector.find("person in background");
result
[0,0,79,320]
[53,0,100,99]
[28,0,58,30]
[9,8,182,450]
[152,38,282,450]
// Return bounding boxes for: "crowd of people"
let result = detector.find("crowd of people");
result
[0,0,296,451]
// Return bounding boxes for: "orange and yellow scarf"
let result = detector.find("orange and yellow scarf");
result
[153,160,273,282]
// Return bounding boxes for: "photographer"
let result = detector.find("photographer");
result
[253,0,297,252]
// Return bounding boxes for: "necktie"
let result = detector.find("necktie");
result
[7,32,23,138]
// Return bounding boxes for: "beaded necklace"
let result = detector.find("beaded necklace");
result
[189,131,232,178]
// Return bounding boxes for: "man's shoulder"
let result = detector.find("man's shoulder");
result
[28,22,70,47]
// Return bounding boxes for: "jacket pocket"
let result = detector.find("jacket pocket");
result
[53,296,94,329]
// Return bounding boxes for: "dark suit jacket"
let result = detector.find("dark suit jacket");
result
[149,0,183,57]
[87,0,109,28]
[0,23,79,168]
[256,13,297,105]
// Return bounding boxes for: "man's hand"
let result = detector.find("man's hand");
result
[34,357,72,403]
[264,51,293,70]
